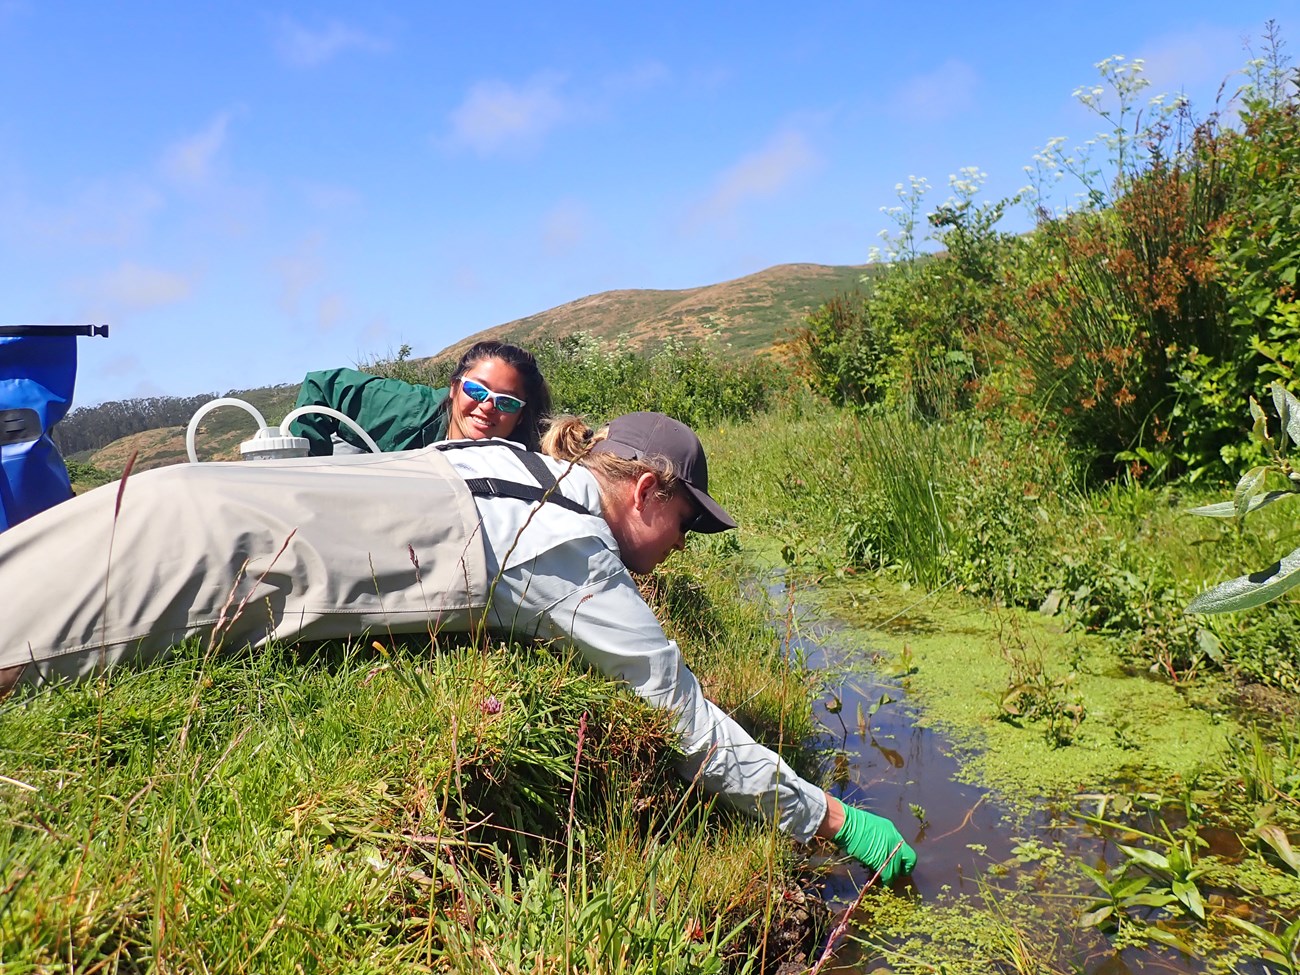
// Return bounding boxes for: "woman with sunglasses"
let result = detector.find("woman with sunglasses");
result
[290,340,552,454]
[0,412,916,885]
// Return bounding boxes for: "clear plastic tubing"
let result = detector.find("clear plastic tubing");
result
[185,398,384,463]
[185,398,270,463]
[278,406,382,455]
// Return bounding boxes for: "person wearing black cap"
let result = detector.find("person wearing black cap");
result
[0,410,915,882]
[523,412,916,882]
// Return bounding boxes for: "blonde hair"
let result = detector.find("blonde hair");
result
[541,415,681,501]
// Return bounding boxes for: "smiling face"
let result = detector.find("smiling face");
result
[605,472,700,574]
[446,357,528,441]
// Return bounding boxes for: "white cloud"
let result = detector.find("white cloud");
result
[890,59,978,122]
[160,112,231,187]
[273,15,389,68]
[445,73,571,155]
[694,130,818,224]
[85,262,195,312]
[540,199,593,255]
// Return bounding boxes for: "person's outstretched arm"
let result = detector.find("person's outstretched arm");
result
[504,539,916,883]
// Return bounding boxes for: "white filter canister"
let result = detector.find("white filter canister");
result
[240,432,310,461]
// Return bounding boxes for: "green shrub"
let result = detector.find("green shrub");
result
[793,173,1015,422]
[538,334,785,428]
[1001,143,1230,481]
[794,291,895,408]
[65,459,115,492]
[368,335,787,430]
[1190,96,1300,475]
[943,429,1059,606]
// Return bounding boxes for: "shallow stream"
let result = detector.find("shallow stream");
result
[785,592,1278,975]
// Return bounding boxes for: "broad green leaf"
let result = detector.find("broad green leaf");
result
[1223,915,1286,957]
[1171,879,1205,920]
[1250,396,1270,447]
[1143,926,1195,956]
[1274,384,1292,445]
[1185,544,1300,614]
[1078,862,1108,886]
[1234,466,1269,518]
[868,692,895,715]
[1187,490,1294,519]
[1284,912,1300,942]
[1079,905,1114,929]
[1112,876,1151,899]
[1257,823,1300,874]
[1195,628,1223,662]
[1119,844,1170,871]
[1271,383,1300,447]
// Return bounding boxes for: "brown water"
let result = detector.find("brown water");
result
[787,606,1274,975]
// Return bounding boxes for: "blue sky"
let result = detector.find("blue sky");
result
[3,2,1297,408]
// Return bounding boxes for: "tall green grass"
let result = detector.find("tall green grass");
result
[0,540,827,972]
[708,402,1300,689]
[367,334,788,430]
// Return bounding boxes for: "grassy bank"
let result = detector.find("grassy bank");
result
[12,398,1300,973]
[0,541,829,974]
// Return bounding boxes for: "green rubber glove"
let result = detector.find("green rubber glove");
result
[833,805,917,885]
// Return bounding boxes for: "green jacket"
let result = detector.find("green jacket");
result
[290,368,451,456]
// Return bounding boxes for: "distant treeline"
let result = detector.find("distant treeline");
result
[52,394,218,456]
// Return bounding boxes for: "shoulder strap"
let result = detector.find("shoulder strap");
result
[462,477,594,517]
[436,439,596,517]
[515,448,559,488]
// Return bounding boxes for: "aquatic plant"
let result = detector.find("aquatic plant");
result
[1186,383,1300,614]
[991,616,1086,748]
[1224,911,1300,975]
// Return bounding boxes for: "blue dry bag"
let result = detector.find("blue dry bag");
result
[0,324,108,531]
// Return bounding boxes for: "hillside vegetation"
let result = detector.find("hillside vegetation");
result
[440,262,872,359]
[60,262,866,474]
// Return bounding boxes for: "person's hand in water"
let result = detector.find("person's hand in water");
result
[835,805,915,882]
[830,802,916,884]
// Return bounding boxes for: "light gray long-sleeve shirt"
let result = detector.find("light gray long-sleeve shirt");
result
[440,440,828,842]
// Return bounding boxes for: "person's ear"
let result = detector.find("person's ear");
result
[631,472,659,513]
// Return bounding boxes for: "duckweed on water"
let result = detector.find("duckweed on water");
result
[817,579,1239,804]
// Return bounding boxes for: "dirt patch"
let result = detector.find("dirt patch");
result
[1234,681,1299,719]
[724,881,831,974]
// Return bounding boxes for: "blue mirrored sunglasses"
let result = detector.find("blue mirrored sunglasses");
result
[460,378,526,415]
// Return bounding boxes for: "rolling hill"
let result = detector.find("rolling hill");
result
[437,262,870,360]
[72,262,870,475]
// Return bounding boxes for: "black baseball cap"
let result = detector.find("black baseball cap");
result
[590,412,737,534]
